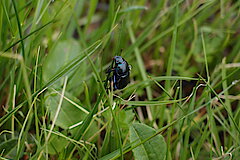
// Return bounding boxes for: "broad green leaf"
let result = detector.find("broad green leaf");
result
[130,123,167,160]
[44,91,98,141]
[45,91,86,129]
[42,39,81,86]
[118,109,134,131]
[66,91,105,156]
[45,134,68,155]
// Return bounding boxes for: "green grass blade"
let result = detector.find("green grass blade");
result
[11,0,25,57]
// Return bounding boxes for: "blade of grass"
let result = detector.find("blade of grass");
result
[33,47,40,141]
[83,0,98,33]
[128,24,156,128]
[201,30,221,155]
[0,0,14,36]
[4,19,56,52]
[201,31,210,82]
[11,85,16,139]
[221,58,233,115]
[11,0,25,57]
[35,0,53,25]
[221,57,235,147]
[161,1,179,128]
[194,120,210,159]
[165,1,179,91]
[123,98,186,107]
[166,87,179,160]
[40,77,68,159]
[181,86,197,160]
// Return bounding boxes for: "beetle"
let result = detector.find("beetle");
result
[105,56,131,90]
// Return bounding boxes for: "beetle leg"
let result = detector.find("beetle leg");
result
[103,75,112,90]
[106,66,115,73]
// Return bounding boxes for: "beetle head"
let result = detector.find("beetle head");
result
[114,56,124,64]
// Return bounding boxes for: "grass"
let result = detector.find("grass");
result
[0,0,240,159]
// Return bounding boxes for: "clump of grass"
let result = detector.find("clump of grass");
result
[0,0,240,159]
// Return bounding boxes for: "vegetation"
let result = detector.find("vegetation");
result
[0,0,240,159]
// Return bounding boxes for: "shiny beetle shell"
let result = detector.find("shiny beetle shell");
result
[106,56,130,90]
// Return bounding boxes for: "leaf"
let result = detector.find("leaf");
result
[66,91,104,156]
[42,39,81,87]
[101,108,134,157]
[130,123,167,160]
[40,40,101,93]
[0,138,17,156]
[44,90,98,140]
[45,134,68,155]
[45,91,86,129]
[118,109,134,130]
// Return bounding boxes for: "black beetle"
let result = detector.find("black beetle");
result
[105,56,131,90]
